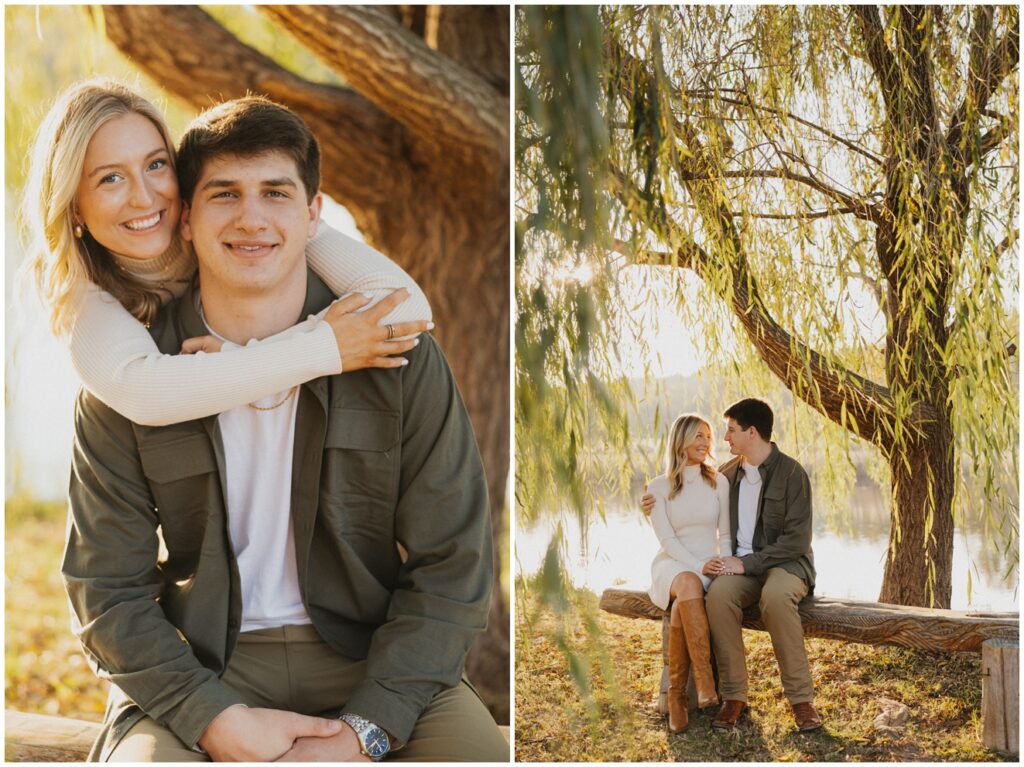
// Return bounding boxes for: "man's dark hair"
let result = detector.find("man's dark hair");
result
[175,96,320,203]
[724,398,774,441]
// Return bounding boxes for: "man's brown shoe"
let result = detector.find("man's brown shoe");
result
[712,700,747,730]
[792,701,822,732]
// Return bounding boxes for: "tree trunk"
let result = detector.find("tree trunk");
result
[98,4,510,721]
[880,419,956,608]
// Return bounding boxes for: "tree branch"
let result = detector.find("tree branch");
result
[609,166,909,447]
[261,5,508,176]
[991,228,1020,262]
[947,6,1020,168]
[680,168,880,223]
[850,6,901,116]
[685,88,885,166]
[732,207,863,221]
[99,5,401,220]
[897,6,940,155]
[977,118,1014,161]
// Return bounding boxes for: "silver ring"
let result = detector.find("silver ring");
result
[386,324,395,340]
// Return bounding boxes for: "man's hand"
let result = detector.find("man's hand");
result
[326,290,433,372]
[198,704,343,762]
[275,720,370,762]
[640,485,655,517]
[720,556,745,575]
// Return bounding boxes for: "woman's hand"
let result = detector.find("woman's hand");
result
[326,289,433,372]
[702,558,723,577]
[181,335,224,354]
[640,485,655,517]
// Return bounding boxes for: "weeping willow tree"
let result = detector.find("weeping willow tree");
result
[517,5,1019,609]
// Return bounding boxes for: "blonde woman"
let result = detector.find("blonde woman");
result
[646,413,731,732]
[23,79,431,425]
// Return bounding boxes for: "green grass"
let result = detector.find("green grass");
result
[5,495,108,721]
[515,586,1011,762]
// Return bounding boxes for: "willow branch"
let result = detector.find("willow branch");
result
[947,7,1020,168]
[850,6,901,116]
[685,89,884,166]
[992,229,1020,262]
[898,6,940,153]
[680,168,880,223]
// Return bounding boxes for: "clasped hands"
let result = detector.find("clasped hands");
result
[701,556,745,577]
[198,704,371,762]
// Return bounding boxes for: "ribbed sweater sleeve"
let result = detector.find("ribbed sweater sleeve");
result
[68,284,341,426]
[307,223,433,323]
[66,223,431,426]
[715,474,733,556]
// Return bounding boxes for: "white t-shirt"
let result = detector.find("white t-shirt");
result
[203,309,311,632]
[735,461,762,557]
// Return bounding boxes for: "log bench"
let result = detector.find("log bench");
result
[4,710,511,762]
[600,589,1018,753]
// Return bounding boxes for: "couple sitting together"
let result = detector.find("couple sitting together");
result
[26,79,506,761]
[642,398,822,734]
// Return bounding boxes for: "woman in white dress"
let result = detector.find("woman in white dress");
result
[646,413,732,732]
[23,79,432,426]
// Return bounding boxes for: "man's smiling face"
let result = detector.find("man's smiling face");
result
[181,150,321,296]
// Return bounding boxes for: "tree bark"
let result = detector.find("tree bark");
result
[99,4,509,721]
[881,422,956,607]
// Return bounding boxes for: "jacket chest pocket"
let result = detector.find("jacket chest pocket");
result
[324,409,399,503]
[138,433,219,554]
[760,487,787,538]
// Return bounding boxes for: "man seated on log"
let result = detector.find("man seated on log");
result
[643,398,822,733]
[62,97,507,762]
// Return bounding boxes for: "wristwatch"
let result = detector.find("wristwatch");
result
[340,712,391,761]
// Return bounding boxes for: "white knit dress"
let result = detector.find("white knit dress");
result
[647,466,732,610]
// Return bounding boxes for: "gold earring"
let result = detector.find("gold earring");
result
[73,224,84,238]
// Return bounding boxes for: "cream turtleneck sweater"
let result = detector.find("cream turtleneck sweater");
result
[67,223,431,425]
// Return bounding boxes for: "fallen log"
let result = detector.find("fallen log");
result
[4,710,510,762]
[599,589,1018,652]
[5,710,99,762]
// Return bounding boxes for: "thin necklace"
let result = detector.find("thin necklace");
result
[247,388,296,411]
[195,299,295,412]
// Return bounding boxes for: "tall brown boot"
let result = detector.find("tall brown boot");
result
[678,597,719,708]
[667,603,690,732]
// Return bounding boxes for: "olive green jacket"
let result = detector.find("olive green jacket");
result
[719,443,816,589]
[62,272,492,760]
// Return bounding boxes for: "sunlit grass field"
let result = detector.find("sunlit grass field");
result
[515,584,1010,762]
[6,496,108,721]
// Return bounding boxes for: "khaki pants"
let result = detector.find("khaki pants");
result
[108,625,507,762]
[705,567,813,704]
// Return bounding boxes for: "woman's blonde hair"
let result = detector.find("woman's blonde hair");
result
[665,413,717,498]
[23,79,183,336]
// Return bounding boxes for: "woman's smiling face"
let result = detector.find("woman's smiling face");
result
[74,112,181,261]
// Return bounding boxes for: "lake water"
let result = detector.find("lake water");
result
[516,504,1019,612]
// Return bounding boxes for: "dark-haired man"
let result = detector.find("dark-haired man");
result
[641,398,821,733]
[63,97,507,762]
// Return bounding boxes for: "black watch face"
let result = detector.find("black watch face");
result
[364,726,389,759]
